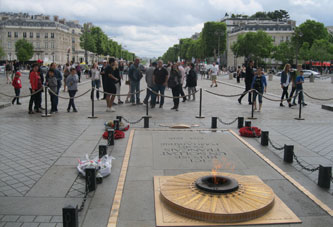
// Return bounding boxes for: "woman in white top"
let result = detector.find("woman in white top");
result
[91,63,101,100]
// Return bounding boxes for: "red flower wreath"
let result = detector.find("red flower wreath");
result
[239,126,261,138]
[103,130,125,140]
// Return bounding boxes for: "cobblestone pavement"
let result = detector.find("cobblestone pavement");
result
[0,74,332,226]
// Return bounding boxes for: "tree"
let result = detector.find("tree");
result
[80,24,96,63]
[231,30,273,65]
[0,46,5,58]
[272,41,294,65]
[297,20,329,48]
[90,27,108,55]
[15,39,33,62]
[299,42,311,61]
[201,21,227,58]
[309,39,333,62]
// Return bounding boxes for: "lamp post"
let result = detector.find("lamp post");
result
[295,31,303,66]
[215,31,224,64]
[52,52,54,62]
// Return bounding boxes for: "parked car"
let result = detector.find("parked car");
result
[0,65,5,73]
[274,70,320,79]
[40,66,49,74]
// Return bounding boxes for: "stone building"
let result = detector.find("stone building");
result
[220,17,296,68]
[0,12,86,64]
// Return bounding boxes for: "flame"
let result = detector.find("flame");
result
[211,158,235,184]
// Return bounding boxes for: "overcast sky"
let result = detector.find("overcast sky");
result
[1,0,332,58]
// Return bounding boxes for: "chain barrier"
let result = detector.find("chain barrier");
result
[98,89,145,97]
[0,87,43,98]
[122,116,144,125]
[48,87,92,100]
[147,87,200,99]
[78,184,89,212]
[253,89,301,102]
[303,91,333,101]
[217,117,238,125]
[268,137,284,151]
[204,89,251,98]
[293,153,320,172]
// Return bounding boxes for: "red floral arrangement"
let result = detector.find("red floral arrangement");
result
[103,130,125,140]
[239,126,261,138]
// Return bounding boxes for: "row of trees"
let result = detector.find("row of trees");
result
[80,24,136,62]
[230,9,290,20]
[0,39,34,62]
[161,21,227,62]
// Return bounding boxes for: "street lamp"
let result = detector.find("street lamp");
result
[215,31,224,64]
[52,52,54,62]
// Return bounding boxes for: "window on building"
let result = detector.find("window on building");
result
[72,38,75,43]
[45,42,48,49]
[8,42,12,49]
[72,46,75,52]
[37,42,40,48]
[14,32,18,38]
[23,32,27,38]
[272,36,276,41]
[8,32,11,38]
[51,33,54,38]
[37,33,40,38]
[280,37,284,43]
[72,29,75,34]
[286,36,289,41]
[45,33,48,38]
[51,42,54,49]
[30,32,33,38]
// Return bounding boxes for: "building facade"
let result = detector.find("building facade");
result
[220,17,296,68]
[0,13,86,64]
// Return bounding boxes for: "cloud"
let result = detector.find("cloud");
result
[1,0,333,57]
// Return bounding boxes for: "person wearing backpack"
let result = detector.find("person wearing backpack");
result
[251,67,267,112]
[168,64,182,111]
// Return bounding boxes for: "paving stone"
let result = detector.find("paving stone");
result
[3,223,22,227]
[49,216,62,223]
[21,224,39,227]
[37,223,56,227]
[33,216,52,223]
[0,222,5,227]
[17,216,36,223]
[1,216,19,222]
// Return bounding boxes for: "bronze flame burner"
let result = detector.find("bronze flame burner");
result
[195,175,239,194]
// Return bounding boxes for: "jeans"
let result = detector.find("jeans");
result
[144,86,153,104]
[239,82,252,103]
[130,80,140,103]
[29,89,41,111]
[12,88,20,104]
[151,84,166,106]
[68,90,77,110]
[172,84,181,107]
[188,87,196,100]
[179,84,186,101]
[253,89,263,104]
[289,86,297,104]
[91,80,100,100]
[293,89,304,104]
[281,86,289,102]
[50,92,57,112]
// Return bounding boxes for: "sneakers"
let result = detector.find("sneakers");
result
[280,103,284,107]
[73,109,78,112]
[118,100,124,104]
[125,100,130,103]
[302,103,307,107]
[214,84,218,87]
[17,103,22,105]
[106,108,111,112]
[288,103,292,108]
[159,105,163,108]
[111,107,116,112]
[137,102,143,105]
[28,111,34,114]
[238,98,241,104]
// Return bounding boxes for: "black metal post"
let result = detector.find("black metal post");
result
[116,116,122,122]
[248,90,257,120]
[238,117,244,129]
[41,86,51,117]
[99,145,107,158]
[283,145,294,163]
[146,88,149,116]
[107,128,114,146]
[88,88,97,119]
[143,116,149,128]
[261,131,269,146]
[85,167,96,192]
[195,88,205,118]
[245,121,251,127]
[295,92,304,120]
[318,165,332,189]
[62,205,78,227]
[211,117,217,129]
[114,119,120,130]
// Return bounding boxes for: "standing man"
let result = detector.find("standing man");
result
[128,58,143,105]
[100,60,108,100]
[36,59,45,110]
[209,62,219,87]
[143,62,157,105]
[238,60,254,105]
[177,62,187,102]
[47,63,62,112]
[151,60,169,108]
[76,63,81,83]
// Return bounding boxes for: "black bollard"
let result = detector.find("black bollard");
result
[295,92,304,120]
[283,145,294,163]
[195,88,205,118]
[88,88,97,119]
[41,86,51,117]
[143,116,149,128]
[261,131,269,146]
[238,117,244,129]
[107,128,114,146]
[62,205,78,227]
[99,145,107,158]
[113,119,120,130]
[318,165,332,189]
[85,167,96,192]
[211,117,217,129]
[116,116,122,123]
[245,121,251,127]
[248,90,257,120]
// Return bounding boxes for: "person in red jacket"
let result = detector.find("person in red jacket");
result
[11,72,22,105]
[28,64,42,114]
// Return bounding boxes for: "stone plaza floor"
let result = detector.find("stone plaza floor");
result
[0,74,333,226]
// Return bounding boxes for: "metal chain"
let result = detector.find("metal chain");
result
[78,184,89,212]
[268,137,284,151]
[293,154,320,172]
[0,87,43,98]
[122,116,144,125]
[48,87,91,99]
[147,87,200,99]
[99,88,145,97]
[303,91,333,101]
[217,117,238,125]
[204,89,250,98]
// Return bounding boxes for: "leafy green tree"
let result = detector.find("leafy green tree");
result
[299,42,311,61]
[90,27,108,55]
[297,20,329,47]
[309,39,333,61]
[80,24,96,63]
[231,30,273,65]
[0,46,5,58]
[201,22,226,58]
[15,39,33,62]
[272,41,294,65]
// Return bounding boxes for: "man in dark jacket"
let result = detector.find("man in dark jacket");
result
[238,60,254,105]
[128,58,143,105]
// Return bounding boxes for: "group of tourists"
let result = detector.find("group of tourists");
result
[237,60,306,111]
